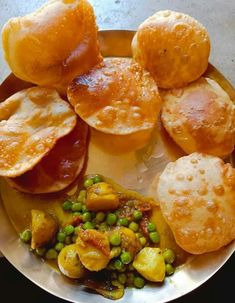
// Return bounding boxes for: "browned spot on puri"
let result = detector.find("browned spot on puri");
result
[197,188,208,196]
[213,185,225,196]
[178,89,229,152]
[206,200,219,213]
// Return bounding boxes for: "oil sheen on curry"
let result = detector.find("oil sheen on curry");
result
[1,175,188,300]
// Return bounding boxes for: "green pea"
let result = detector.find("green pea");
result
[133,210,143,221]
[82,212,92,222]
[106,213,117,226]
[129,222,139,232]
[83,222,94,230]
[110,247,122,258]
[57,231,66,243]
[120,251,132,264]
[71,202,82,212]
[139,237,147,246]
[35,247,46,257]
[74,226,82,235]
[91,175,103,184]
[79,189,87,198]
[147,222,156,232]
[99,222,109,231]
[45,248,58,260]
[133,276,145,289]
[77,190,86,203]
[163,249,176,264]
[65,236,72,245]
[62,200,73,211]
[82,205,88,213]
[95,212,105,222]
[149,231,160,244]
[54,242,65,252]
[72,234,78,243]
[72,211,81,217]
[20,229,32,243]
[84,178,93,188]
[165,263,175,276]
[114,209,120,217]
[111,280,122,288]
[117,217,129,226]
[114,259,124,271]
[109,233,121,246]
[118,273,127,285]
[135,232,142,238]
[64,225,75,236]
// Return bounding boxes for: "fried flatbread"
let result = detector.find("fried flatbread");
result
[0,87,77,177]
[68,57,162,135]
[2,0,102,93]
[157,153,235,254]
[7,117,88,193]
[132,10,210,88]
[161,77,235,158]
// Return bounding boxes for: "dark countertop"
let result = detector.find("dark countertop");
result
[1,253,234,303]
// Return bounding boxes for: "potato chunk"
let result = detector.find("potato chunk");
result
[76,229,110,271]
[31,210,58,249]
[133,247,165,282]
[58,244,86,279]
[86,182,119,211]
[117,227,142,257]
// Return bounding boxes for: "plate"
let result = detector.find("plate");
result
[0,30,234,303]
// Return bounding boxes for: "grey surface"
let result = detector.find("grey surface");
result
[0,0,235,85]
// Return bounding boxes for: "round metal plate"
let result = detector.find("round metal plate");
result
[0,30,234,303]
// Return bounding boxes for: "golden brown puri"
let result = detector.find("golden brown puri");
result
[161,77,235,158]
[2,0,102,93]
[67,57,162,135]
[157,153,235,254]
[7,118,88,194]
[132,10,210,89]
[0,87,77,178]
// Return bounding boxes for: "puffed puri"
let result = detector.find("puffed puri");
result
[0,87,77,178]
[67,57,162,135]
[161,77,235,158]
[7,117,88,194]
[157,152,235,254]
[132,10,210,89]
[1,0,102,94]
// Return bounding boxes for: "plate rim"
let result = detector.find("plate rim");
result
[0,29,235,303]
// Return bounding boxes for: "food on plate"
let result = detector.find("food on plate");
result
[19,175,186,299]
[157,152,235,254]
[132,10,210,88]
[76,229,111,271]
[58,244,86,279]
[0,0,234,299]
[67,57,162,135]
[161,77,235,157]
[86,182,120,211]
[31,210,58,249]
[7,118,88,193]
[133,247,165,282]
[0,87,76,178]
[1,0,102,93]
